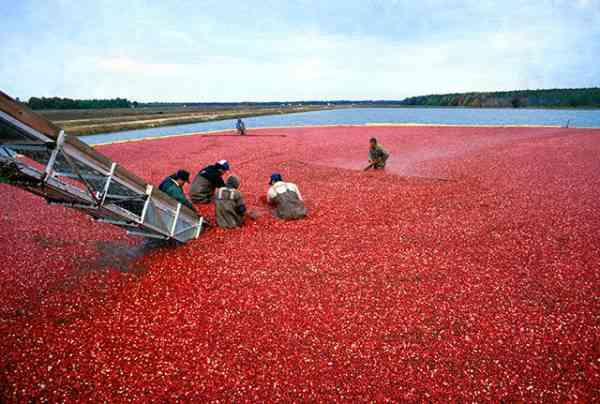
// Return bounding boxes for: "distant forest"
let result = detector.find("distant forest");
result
[23,87,600,110]
[27,97,136,110]
[401,88,600,108]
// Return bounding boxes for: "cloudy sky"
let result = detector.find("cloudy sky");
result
[1,0,599,102]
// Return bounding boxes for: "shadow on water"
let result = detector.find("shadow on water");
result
[7,237,183,321]
[88,238,181,275]
[31,231,182,276]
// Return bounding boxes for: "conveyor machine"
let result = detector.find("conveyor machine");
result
[0,91,205,243]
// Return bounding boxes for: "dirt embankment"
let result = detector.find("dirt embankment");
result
[39,105,342,136]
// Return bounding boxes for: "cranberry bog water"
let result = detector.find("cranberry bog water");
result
[1,125,599,401]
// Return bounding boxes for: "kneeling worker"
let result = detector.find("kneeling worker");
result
[367,137,390,170]
[158,170,196,211]
[215,175,247,228]
[267,173,307,220]
[189,160,230,204]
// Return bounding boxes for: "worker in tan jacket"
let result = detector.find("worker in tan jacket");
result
[367,137,390,169]
[215,175,246,228]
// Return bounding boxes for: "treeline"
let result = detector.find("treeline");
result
[401,88,600,108]
[24,87,600,110]
[27,97,136,110]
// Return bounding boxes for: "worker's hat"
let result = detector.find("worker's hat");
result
[216,160,230,171]
[227,174,241,189]
[269,173,283,185]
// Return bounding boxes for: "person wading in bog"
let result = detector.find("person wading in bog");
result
[365,137,390,170]
[215,174,247,228]
[266,173,307,220]
[236,118,246,135]
[189,160,230,204]
[158,169,196,211]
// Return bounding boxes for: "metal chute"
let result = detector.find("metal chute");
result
[0,91,204,243]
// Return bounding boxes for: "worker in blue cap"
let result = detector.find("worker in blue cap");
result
[158,169,196,211]
[266,173,307,220]
[189,160,230,204]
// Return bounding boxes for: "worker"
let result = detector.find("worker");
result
[189,160,230,204]
[215,174,247,228]
[266,173,307,220]
[236,118,246,135]
[158,169,195,211]
[368,137,390,169]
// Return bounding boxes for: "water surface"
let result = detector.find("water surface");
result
[84,107,600,144]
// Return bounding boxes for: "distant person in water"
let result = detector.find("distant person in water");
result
[215,174,247,228]
[158,170,196,211]
[189,160,230,204]
[367,137,390,170]
[266,173,307,220]
[236,118,246,135]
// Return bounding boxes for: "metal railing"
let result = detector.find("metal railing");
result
[0,91,204,243]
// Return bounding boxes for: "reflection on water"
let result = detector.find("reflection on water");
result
[84,107,600,145]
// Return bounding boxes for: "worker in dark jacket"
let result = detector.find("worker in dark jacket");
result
[189,160,230,204]
[236,118,246,135]
[266,173,307,220]
[215,175,247,228]
[158,170,195,211]
[368,137,390,169]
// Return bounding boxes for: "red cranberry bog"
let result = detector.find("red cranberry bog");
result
[1,122,600,401]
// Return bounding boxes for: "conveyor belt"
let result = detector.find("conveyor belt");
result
[0,91,205,243]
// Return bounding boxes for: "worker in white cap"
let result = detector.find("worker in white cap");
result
[189,160,230,204]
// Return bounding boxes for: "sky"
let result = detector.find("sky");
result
[1,0,599,102]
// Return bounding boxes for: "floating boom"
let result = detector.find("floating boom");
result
[0,91,204,243]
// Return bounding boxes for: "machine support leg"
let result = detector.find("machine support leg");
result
[195,216,204,238]
[170,203,181,236]
[139,185,153,223]
[99,162,117,205]
[43,130,65,180]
